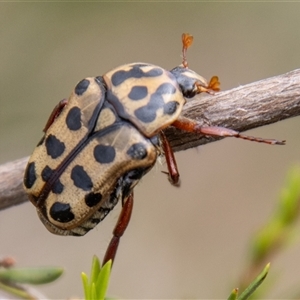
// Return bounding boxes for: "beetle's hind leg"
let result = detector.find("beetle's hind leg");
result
[102,193,134,267]
[172,116,285,145]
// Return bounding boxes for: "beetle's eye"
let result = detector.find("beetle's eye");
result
[170,66,200,98]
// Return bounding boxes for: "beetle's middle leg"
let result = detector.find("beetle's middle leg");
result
[172,116,285,145]
[102,192,134,267]
[160,131,180,186]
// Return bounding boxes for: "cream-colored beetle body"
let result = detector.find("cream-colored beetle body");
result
[23,62,199,236]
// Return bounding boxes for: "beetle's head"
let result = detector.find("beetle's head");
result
[170,65,220,98]
[172,33,220,98]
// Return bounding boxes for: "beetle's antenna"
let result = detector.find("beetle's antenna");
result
[181,33,193,68]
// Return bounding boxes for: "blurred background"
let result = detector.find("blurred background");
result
[1,2,300,299]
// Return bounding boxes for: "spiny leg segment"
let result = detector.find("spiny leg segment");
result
[172,116,286,145]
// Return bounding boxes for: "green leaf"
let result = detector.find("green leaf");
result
[96,260,112,300]
[90,255,101,285]
[81,256,112,300]
[252,219,283,262]
[91,282,97,300]
[238,263,270,300]
[227,288,239,300]
[0,281,34,300]
[277,166,300,225]
[81,272,89,300]
[0,267,63,285]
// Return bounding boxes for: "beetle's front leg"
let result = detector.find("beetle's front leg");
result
[172,116,285,145]
[102,192,134,267]
[160,131,180,186]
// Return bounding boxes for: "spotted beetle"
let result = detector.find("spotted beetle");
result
[23,34,284,264]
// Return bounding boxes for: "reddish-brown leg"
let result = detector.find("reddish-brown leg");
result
[160,131,180,186]
[102,192,134,267]
[172,116,286,145]
[43,98,68,132]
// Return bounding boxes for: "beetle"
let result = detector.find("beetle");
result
[23,33,285,264]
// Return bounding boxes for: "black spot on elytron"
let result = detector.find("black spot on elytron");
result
[149,92,165,108]
[128,86,148,100]
[41,165,53,182]
[111,65,163,86]
[24,162,36,189]
[130,63,149,68]
[45,134,65,159]
[50,202,74,223]
[66,106,81,131]
[111,70,127,86]
[127,143,147,160]
[163,101,179,115]
[156,82,177,94]
[134,86,169,123]
[94,144,116,164]
[134,106,157,123]
[146,67,164,77]
[52,179,64,194]
[85,192,103,207]
[133,82,177,123]
[71,165,93,191]
[75,79,90,96]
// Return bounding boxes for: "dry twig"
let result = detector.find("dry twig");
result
[1,69,300,211]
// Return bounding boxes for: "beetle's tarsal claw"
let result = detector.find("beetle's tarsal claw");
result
[236,133,286,145]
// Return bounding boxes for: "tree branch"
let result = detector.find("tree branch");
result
[0,157,29,210]
[1,69,300,211]
[166,68,300,151]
